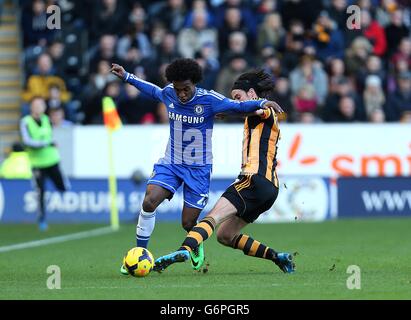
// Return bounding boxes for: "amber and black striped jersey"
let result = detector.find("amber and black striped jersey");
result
[241,107,280,187]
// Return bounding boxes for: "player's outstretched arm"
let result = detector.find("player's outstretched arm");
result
[210,90,268,114]
[110,63,163,101]
[254,101,287,120]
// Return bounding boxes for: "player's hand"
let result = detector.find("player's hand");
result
[262,101,284,113]
[262,101,287,121]
[110,63,126,79]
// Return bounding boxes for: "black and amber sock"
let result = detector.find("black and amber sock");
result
[233,234,277,261]
[179,217,216,253]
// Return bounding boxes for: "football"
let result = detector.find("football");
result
[123,247,154,277]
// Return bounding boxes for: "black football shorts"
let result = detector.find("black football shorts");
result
[221,174,279,223]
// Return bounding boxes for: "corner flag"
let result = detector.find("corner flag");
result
[102,96,122,131]
[102,97,122,230]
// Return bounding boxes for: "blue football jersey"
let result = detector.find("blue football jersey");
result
[124,72,267,166]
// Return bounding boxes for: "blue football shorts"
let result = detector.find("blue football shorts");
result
[147,163,211,210]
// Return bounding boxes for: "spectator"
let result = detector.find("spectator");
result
[82,79,122,125]
[280,0,323,30]
[328,0,349,30]
[194,43,220,90]
[89,34,121,73]
[310,10,345,62]
[126,4,152,59]
[361,9,387,56]
[385,8,410,57]
[149,21,167,49]
[21,0,56,48]
[216,53,249,98]
[220,31,253,66]
[272,75,294,121]
[47,40,66,79]
[91,0,126,42]
[116,25,149,72]
[49,106,74,128]
[289,54,328,106]
[257,13,286,53]
[322,77,365,122]
[376,0,399,27]
[356,55,387,93]
[283,19,307,71]
[327,58,347,94]
[363,75,386,120]
[46,84,75,121]
[327,95,363,122]
[214,0,257,36]
[87,60,118,97]
[261,52,284,80]
[22,53,71,103]
[386,71,411,121]
[152,0,187,34]
[387,55,409,93]
[292,84,318,115]
[177,9,218,59]
[218,6,251,54]
[184,0,215,28]
[118,83,158,124]
[154,32,181,66]
[345,36,374,76]
[256,0,279,17]
[390,37,411,71]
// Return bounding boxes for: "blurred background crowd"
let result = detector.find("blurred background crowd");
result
[17,0,411,125]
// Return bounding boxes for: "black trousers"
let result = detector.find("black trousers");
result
[32,163,69,222]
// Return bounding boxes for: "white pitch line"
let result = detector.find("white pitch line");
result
[0,226,115,253]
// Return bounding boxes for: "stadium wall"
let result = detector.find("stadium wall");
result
[1,124,410,223]
[0,176,331,223]
[54,124,411,179]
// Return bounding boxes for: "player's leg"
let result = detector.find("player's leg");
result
[181,205,202,232]
[136,184,172,248]
[136,163,182,248]
[180,197,237,251]
[181,166,211,269]
[219,174,294,273]
[47,163,70,192]
[216,215,294,273]
[120,183,173,275]
[216,215,278,261]
[32,168,46,231]
[153,197,237,271]
[181,206,204,270]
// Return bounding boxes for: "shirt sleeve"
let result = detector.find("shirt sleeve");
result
[209,91,267,115]
[124,72,163,101]
[19,119,50,149]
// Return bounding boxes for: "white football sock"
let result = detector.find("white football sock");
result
[136,208,156,248]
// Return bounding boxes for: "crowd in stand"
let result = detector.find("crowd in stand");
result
[18,0,411,125]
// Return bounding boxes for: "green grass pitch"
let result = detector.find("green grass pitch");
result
[0,218,410,300]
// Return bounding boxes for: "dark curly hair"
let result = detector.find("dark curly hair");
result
[165,58,203,84]
[232,69,276,100]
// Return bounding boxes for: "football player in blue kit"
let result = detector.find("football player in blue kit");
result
[111,58,282,273]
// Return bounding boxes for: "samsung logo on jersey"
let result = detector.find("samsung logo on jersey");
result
[169,112,204,124]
